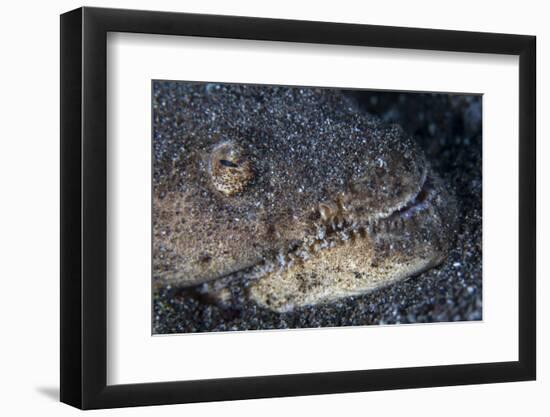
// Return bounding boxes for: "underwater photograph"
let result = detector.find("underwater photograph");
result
[151,81,482,334]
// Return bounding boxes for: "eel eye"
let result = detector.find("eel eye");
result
[219,159,239,168]
[209,141,254,196]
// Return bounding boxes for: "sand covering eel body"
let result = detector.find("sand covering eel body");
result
[153,82,457,312]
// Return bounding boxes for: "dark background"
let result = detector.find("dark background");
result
[153,89,482,333]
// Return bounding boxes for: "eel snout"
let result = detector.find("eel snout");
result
[246,164,455,312]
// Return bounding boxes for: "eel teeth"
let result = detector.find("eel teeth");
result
[317,226,327,240]
[338,230,350,241]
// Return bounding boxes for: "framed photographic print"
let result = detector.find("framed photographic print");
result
[60,6,536,409]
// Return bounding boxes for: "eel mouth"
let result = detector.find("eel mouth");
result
[195,171,437,297]
[385,173,435,221]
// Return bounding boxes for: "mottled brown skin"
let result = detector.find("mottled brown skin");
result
[153,82,457,312]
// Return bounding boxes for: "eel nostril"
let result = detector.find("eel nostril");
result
[318,201,339,222]
[199,253,212,264]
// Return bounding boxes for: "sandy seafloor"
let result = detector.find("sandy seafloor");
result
[153,88,482,334]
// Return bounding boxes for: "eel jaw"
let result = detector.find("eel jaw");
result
[198,170,449,312]
[245,171,448,312]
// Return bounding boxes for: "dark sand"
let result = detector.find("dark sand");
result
[153,88,482,333]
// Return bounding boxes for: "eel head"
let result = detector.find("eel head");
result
[153,83,457,312]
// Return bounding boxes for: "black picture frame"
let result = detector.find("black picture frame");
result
[60,6,536,410]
